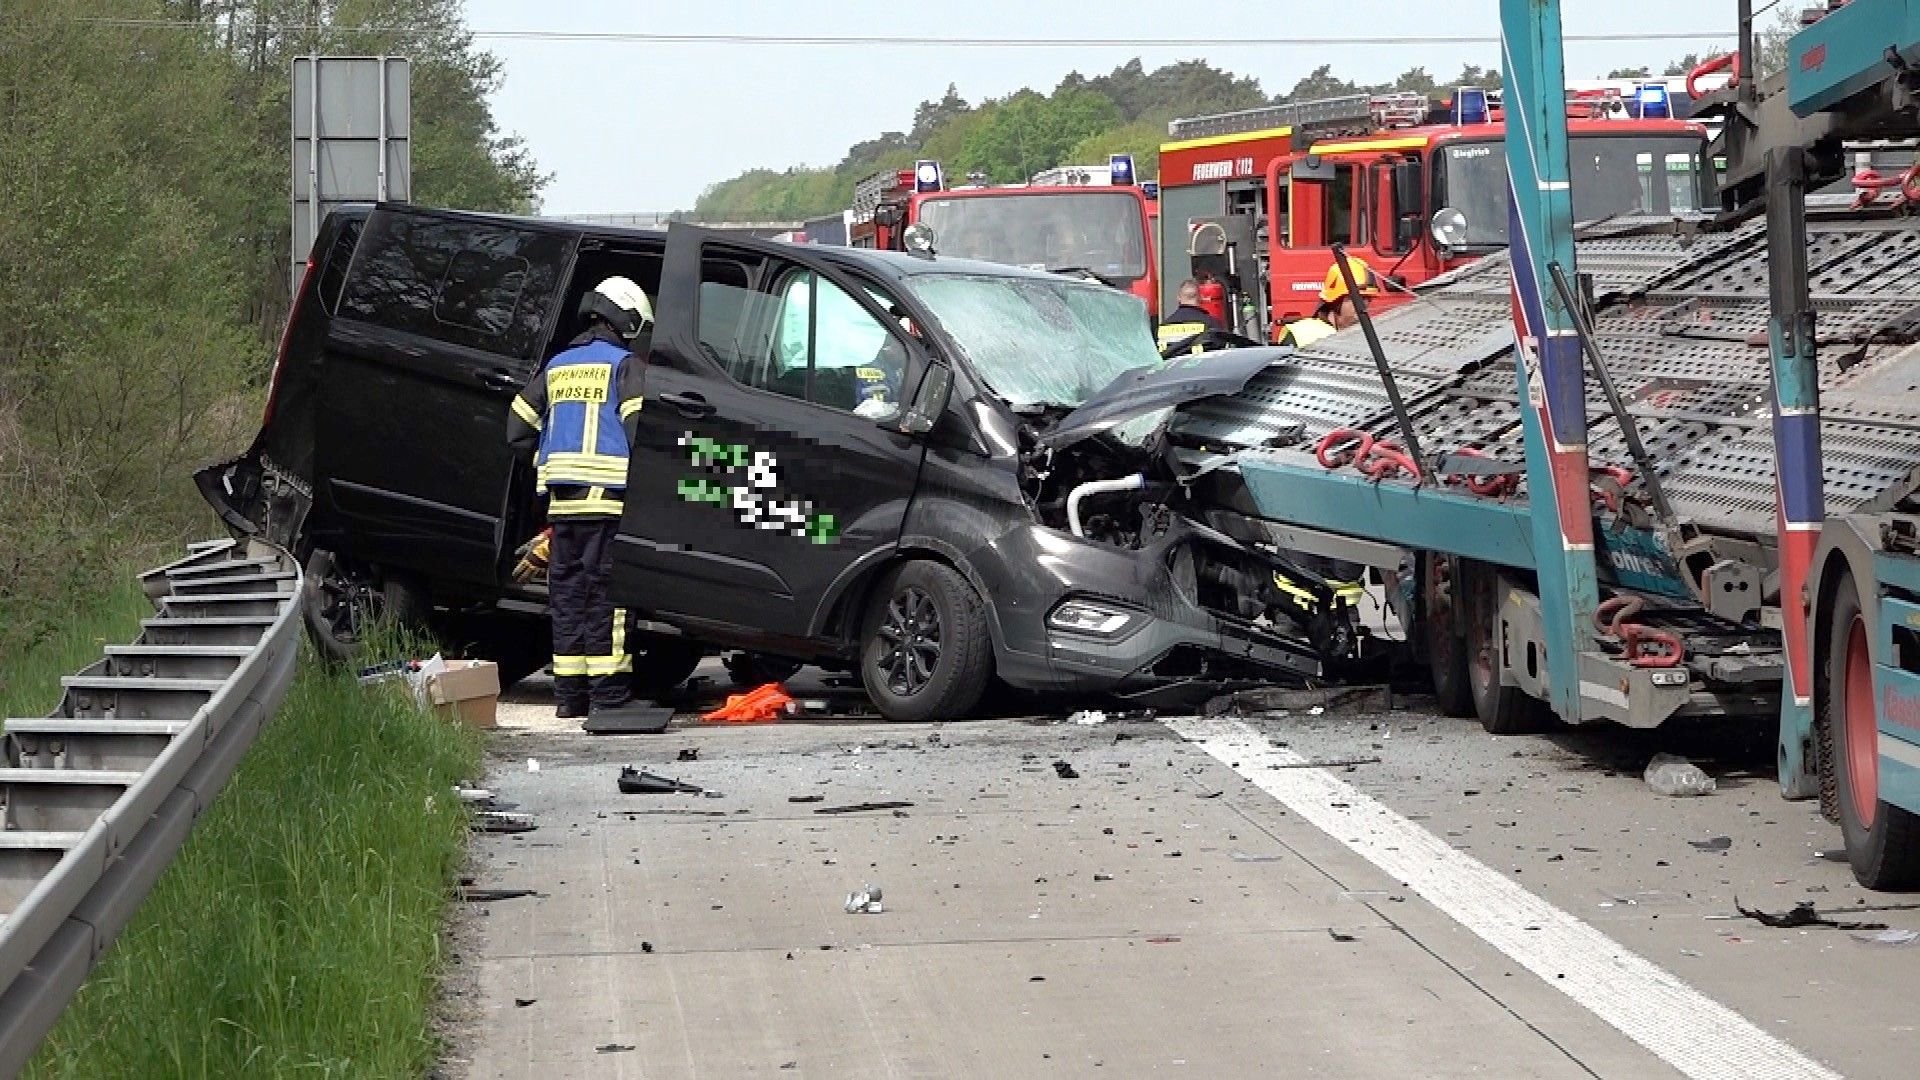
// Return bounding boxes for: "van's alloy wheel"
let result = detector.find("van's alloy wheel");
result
[859,561,993,723]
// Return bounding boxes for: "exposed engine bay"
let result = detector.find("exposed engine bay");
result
[1011,368,1381,670]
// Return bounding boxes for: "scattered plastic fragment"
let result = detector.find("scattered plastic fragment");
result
[1053,761,1079,779]
[814,801,914,815]
[1734,898,1886,931]
[527,758,541,773]
[1688,836,1732,852]
[596,1044,635,1054]
[845,883,885,914]
[1852,929,1920,947]
[618,767,705,795]
[1070,710,1108,726]
[1644,753,1717,797]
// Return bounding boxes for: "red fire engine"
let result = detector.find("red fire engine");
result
[849,156,1163,316]
[1156,84,1711,339]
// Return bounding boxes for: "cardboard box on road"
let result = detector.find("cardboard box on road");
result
[426,659,500,730]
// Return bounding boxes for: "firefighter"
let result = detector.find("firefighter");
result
[1157,279,1223,353]
[1278,255,1381,349]
[506,276,652,721]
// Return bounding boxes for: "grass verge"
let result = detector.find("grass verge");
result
[24,641,484,1078]
[0,577,151,716]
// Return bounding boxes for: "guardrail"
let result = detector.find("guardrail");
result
[0,538,302,1076]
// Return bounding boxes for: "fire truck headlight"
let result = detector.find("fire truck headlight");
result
[1430,207,1468,250]
[903,223,937,256]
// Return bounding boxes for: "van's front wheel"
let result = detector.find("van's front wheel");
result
[859,561,993,722]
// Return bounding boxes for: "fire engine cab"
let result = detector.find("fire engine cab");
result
[849,155,1163,316]
[1156,84,1712,340]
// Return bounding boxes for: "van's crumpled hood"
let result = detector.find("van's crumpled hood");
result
[1038,347,1287,449]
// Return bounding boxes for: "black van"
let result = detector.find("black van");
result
[202,204,1330,721]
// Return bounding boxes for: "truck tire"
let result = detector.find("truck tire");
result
[1422,554,1474,718]
[1462,560,1544,735]
[1822,571,1920,889]
[859,561,993,723]
[302,549,427,666]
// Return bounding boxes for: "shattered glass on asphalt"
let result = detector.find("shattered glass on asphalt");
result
[910,274,1159,408]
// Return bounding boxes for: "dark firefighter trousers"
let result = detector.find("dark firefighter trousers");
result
[548,517,631,711]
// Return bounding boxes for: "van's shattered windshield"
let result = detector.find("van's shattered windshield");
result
[908,274,1159,408]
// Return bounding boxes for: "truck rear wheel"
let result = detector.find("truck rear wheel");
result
[859,561,992,723]
[1462,560,1544,735]
[1822,571,1920,889]
[1422,554,1474,718]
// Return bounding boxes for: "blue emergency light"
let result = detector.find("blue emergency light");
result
[1141,181,1159,199]
[1634,83,1671,119]
[1109,154,1136,186]
[913,159,944,193]
[1453,87,1490,125]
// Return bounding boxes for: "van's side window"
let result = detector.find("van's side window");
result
[435,249,530,337]
[697,248,904,416]
[315,219,363,316]
[337,213,570,362]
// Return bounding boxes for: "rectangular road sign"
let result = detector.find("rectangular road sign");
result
[292,55,410,291]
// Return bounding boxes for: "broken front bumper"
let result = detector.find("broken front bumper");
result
[969,523,1322,695]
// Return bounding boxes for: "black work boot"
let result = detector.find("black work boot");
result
[555,698,590,720]
[554,675,590,719]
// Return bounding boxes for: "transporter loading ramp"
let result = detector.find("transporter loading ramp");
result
[1168,212,1920,725]
[1180,213,1920,551]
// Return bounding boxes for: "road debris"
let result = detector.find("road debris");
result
[459,887,538,902]
[1230,851,1286,863]
[1733,899,1887,931]
[1852,928,1920,946]
[845,883,884,914]
[474,811,536,834]
[527,758,541,773]
[596,1043,635,1054]
[1328,929,1357,942]
[618,767,709,795]
[515,998,536,1008]
[1688,836,1733,852]
[1070,710,1108,726]
[677,747,700,761]
[788,794,825,803]
[1053,761,1080,779]
[1264,757,1381,770]
[1644,753,1717,797]
[814,801,914,815]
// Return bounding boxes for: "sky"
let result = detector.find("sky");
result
[463,1,1744,214]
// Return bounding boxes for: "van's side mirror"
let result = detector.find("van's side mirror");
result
[890,362,952,436]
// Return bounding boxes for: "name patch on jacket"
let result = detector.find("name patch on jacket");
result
[549,364,612,403]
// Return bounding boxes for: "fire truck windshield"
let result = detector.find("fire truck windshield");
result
[916,192,1148,279]
[1438,135,1705,248]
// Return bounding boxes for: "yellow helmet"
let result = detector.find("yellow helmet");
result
[1318,256,1381,305]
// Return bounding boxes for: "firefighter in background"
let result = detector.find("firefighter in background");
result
[506,277,652,722]
[1278,254,1381,348]
[1157,278,1223,353]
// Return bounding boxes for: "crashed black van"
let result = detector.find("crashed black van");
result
[202,204,1336,721]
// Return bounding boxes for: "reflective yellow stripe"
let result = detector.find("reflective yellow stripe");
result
[581,396,601,462]
[548,495,625,517]
[1157,321,1207,346]
[585,608,632,675]
[553,654,590,677]
[1309,135,1427,154]
[1271,571,1318,605]
[511,395,543,430]
[1160,124,1293,153]
[619,397,644,419]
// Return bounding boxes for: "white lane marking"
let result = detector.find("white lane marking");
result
[1166,715,1839,1080]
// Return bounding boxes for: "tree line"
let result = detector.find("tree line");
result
[691,58,1509,222]
[0,0,544,663]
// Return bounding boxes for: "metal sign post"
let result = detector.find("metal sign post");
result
[291,55,411,292]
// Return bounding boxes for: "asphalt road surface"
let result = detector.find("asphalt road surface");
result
[440,666,1920,1079]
